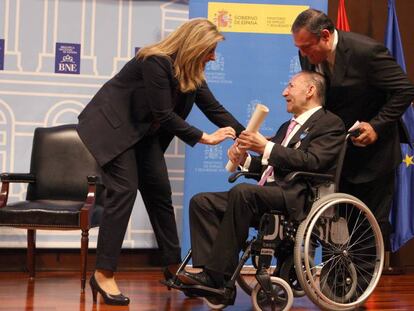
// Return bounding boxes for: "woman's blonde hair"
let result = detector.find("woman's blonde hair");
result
[137,18,224,92]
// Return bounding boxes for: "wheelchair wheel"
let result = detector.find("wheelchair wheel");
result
[251,276,293,311]
[237,256,277,296]
[203,296,227,310]
[319,259,358,302]
[294,193,384,311]
[203,286,236,310]
[279,255,305,297]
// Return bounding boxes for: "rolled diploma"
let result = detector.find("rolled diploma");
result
[225,104,269,172]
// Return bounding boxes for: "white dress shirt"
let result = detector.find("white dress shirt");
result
[316,29,338,75]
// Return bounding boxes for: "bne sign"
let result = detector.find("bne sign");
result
[58,63,78,72]
[55,42,81,74]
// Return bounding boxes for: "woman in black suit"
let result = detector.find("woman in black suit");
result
[77,18,244,305]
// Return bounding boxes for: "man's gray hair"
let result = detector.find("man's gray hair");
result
[299,70,327,105]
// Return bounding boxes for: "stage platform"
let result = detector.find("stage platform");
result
[0,270,413,310]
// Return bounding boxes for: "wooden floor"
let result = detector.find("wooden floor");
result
[0,270,413,310]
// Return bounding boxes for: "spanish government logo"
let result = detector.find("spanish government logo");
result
[289,55,302,75]
[206,52,224,72]
[208,2,309,34]
[204,145,223,161]
[213,10,232,29]
[205,52,232,85]
[55,43,81,74]
[195,145,225,173]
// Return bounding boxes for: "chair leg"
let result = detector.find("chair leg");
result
[80,229,89,292]
[27,229,36,279]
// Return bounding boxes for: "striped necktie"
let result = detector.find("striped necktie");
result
[257,119,298,186]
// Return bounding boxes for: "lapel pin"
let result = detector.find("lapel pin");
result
[294,141,301,149]
[299,128,310,140]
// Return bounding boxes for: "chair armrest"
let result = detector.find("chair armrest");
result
[81,174,104,228]
[284,171,334,184]
[0,173,35,208]
[228,171,261,183]
[0,173,36,183]
[84,174,104,206]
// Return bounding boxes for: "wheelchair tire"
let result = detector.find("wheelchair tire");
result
[203,286,236,310]
[294,193,384,311]
[251,276,293,311]
[279,255,305,297]
[293,193,346,309]
[203,296,227,310]
[237,259,277,296]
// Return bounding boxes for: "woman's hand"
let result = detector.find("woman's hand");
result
[199,127,236,145]
[237,130,268,154]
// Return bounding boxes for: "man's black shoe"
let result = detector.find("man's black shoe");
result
[178,271,218,288]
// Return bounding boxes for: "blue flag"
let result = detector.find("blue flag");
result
[385,0,414,252]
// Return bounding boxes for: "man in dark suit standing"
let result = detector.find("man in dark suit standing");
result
[291,8,414,250]
[178,71,345,288]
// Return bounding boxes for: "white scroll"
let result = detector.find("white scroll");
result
[225,104,269,172]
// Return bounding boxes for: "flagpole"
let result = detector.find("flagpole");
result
[382,0,410,276]
[383,250,403,275]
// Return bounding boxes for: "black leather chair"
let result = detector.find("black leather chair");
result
[0,124,103,291]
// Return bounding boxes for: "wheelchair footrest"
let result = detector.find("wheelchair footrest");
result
[159,278,179,289]
[163,281,236,305]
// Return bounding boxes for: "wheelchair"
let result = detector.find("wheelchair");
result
[162,132,384,311]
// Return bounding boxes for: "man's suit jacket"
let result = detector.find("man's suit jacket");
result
[77,56,244,166]
[249,109,345,221]
[300,30,414,183]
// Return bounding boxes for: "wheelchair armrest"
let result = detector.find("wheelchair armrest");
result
[228,171,261,183]
[284,171,334,184]
[0,173,36,183]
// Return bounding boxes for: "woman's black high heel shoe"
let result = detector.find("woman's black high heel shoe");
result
[90,274,130,306]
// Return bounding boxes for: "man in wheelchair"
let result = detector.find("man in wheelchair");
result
[178,71,345,291]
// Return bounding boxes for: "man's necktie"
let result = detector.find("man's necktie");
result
[257,119,298,186]
[281,119,298,146]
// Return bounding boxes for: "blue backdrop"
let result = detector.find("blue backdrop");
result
[182,0,327,257]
